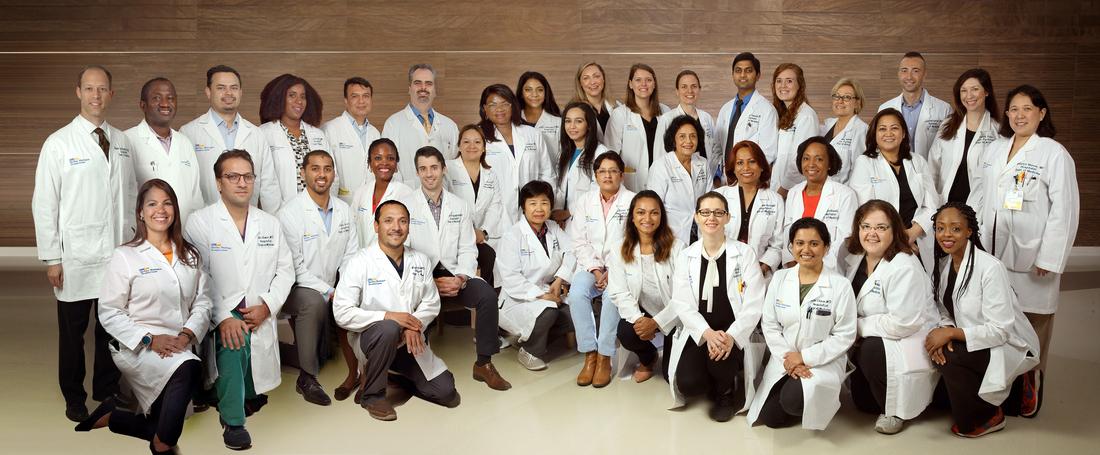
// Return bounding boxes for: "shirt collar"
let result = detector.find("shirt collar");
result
[306,192,335,213]
[344,110,369,129]
[75,114,107,135]
[409,104,435,125]
[422,188,443,206]
[902,90,925,109]
[210,108,239,128]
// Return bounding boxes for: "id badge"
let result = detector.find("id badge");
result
[1003,189,1023,211]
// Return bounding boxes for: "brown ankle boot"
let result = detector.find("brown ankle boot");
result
[593,354,613,388]
[577,352,598,386]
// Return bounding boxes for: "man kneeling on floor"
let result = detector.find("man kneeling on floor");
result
[333,200,460,420]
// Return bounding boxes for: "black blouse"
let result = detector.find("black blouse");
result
[892,161,918,228]
[737,186,755,244]
[642,116,658,167]
[697,251,735,330]
[947,129,976,204]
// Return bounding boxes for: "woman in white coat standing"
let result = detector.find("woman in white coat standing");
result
[782,137,858,271]
[850,109,941,272]
[551,101,609,225]
[572,62,617,143]
[716,140,785,277]
[842,200,939,435]
[350,138,415,248]
[480,84,554,224]
[820,78,868,183]
[607,190,685,383]
[78,180,210,455]
[445,125,506,279]
[976,85,1078,417]
[771,64,820,196]
[926,202,1041,437]
[258,74,329,208]
[928,69,1001,213]
[667,192,766,422]
[653,70,716,157]
[496,181,575,371]
[518,72,564,165]
[647,115,712,243]
[606,63,670,192]
[749,217,857,430]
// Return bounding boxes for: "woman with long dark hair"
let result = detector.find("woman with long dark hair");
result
[479,84,554,223]
[518,71,564,164]
[258,73,328,208]
[552,101,609,224]
[77,179,210,454]
[928,69,1001,210]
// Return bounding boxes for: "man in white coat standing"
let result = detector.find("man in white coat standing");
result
[125,77,205,225]
[276,150,359,406]
[323,77,381,204]
[184,150,294,450]
[333,200,460,421]
[713,52,779,186]
[33,65,133,423]
[180,65,282,212]
[382,64,459,186]
[877,52,952,160]
[405,146,511,391]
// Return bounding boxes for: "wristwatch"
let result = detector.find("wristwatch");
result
[141,333,153,348]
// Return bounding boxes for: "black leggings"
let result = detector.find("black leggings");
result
[675,338,743,401]
[108,359,199,447]
[850,337,888,414]
[757,375,804,428]
[936,344,997,433]
[616,318,675,380]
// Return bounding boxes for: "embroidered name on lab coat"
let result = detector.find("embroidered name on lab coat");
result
[337,222,351,234]
[114,146,131,158]
[823,209,840,221]
[695,168,708,181]
[181,160,192,167]
[337,143,354,150]
[483,180,496,190]
[612,209,627,223]
[257,235,275,247]
[925,119,942,131]
[585,215,600,224]
[670,174,684,183]
[869,280,883,296]
[757,203,778,216]
[975,133,996,145]
[520,248,533,257]
[447,213,462,224]
[210,243,231,252]
[410,265,426,279]
[195,144,214,153]
[745,113,761,129]
[837,137,852,147]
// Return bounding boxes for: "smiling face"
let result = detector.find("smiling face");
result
[76,67,113,122]
[563,106,588,144]
[522,78,545,109]
[283,83,306,122]
[141,186,175,236]
[206,71,241,114]
[732,60,758,91]
[141,80,176,128]
[368,143,399,182]
[674,123,697,159]
[676,73,701,106]
[800,142,830,184]
[374,203,410,250]
[1006,93,1046,137]
[409,68,436,109]
[858,209,892,259]
[733,146,762,186]
[831,84,858,117]
[959,77,987,114]
[629,68,655,101]
[875,114,905,154]
[774,68,799,103]
[416,154,445,193]
[522,194,552,227]
[483,93,512,127]
[632,196,662,238]
[458,128,485,163]
[580,64,605,100]
[934,207,971,256]
[302,153,334,197]
[345,83,373,119]
[694,196,730,236]
[898,56,926,94]
[791,227,827,269]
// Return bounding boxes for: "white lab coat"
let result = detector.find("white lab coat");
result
[848,154,941,272]
[715,185,786,271]
[444,159,506,247]
[333,244,448,380]
[647,152,712,242]
[125,120,205,225]
[927,111,999,216]
[405,189,478,278]
[567,187,635,273]
[349,177,415,248]
[605,103,671,191]
[179,109,281,212]
[496,220,575,341]
[653,105,716,158]
[748,265,857,430]
[381,106,459,186]
[322,111,381,204]
[260,120,330,208]
[98,242,211,413]
[781,178,859,271]
[877,90,952,160]
[483,123,554,223]
[821,116,869,183]
[184,200,295,392]
[667,239,767,410]
[607,240,686,331]
[842,252,939,420]
[276,191,358,296]
[977,135,1079,314]
[522,111,562,165]
[933,244,1041,405]
[772,105,821,191]
[554,143,610,212]
[713,93,780,184]
[32,115,138,302]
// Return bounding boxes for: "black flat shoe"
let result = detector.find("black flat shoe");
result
[74,397,114,431]
[149,441,178,454]
[65,402,89,423]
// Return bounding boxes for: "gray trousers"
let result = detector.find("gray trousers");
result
[281,286,329,376]
[359,319,456,405]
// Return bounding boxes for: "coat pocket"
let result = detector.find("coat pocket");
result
[61,222,112,266]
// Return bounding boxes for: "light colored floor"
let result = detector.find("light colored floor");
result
[1,270,1098,454]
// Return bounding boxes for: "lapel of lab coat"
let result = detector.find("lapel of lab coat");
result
[199,110,229,152]
[853,255,892,301]
[813,178,840,219]
[723,240,746,305]
[493,126,523,182]
[520,222,552,265]
[996,134,1037,181]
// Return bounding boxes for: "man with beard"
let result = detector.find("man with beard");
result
[382,64,459,186]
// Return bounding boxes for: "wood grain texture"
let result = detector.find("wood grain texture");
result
[3,0,1099,245]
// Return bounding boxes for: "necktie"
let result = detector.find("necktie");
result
[93,127,110,161]
[721,98,744,182]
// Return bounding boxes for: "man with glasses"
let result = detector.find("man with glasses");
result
[184,150,294,450]
[382,64,459,186]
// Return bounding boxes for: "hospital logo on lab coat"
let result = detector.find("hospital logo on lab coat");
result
[69,157,90,166]
[210,243,231,252]
[367,278,386,286]
[138,266,162,275]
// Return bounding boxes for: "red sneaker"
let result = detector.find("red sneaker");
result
[952,408,1006,438]
[1020,370,1041,418]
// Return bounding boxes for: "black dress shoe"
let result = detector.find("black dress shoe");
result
[65,402,89,423]
[74,397,115,431]
[243,394,268,417]
[296,375,332,406]
[223,424,252,450]
[149,441,178,454]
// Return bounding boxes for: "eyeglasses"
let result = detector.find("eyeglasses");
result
[831,94,859,102]
[859,223,890,232]
[485,102,512,111]
[595,169,622,176]
[696,209,729,218]
[222,172,256,184]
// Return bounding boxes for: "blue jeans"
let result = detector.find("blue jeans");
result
[566,269,619,356]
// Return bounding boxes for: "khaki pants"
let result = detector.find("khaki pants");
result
[1025,312,1055,372]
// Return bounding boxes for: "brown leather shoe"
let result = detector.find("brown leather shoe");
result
[473,362,512,391]
[363,398,397,421]
[577,352,598,386]
[593,354,613,388]
[633,360,656,383]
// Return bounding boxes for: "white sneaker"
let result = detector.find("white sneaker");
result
[499,336,512,350]
[875,414,904,434]
[517,348,548,371]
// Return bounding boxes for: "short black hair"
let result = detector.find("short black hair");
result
[213,149,254,176]
[206,65,241,87]
[518,180,554,209]
[663,115,706,156]
[796,136,843,176]
[368,138,399,162]
[301,150,334,169]
[139,77,172,102]
[414,146,446,168]
[374,200,409,222]
[343,77,373,98]
[789,217,831,246]
[732,52,761,74]
[76,65,112,89]
[593,151,625,174]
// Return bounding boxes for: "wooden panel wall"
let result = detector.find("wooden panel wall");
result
[4,0,1099,246]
